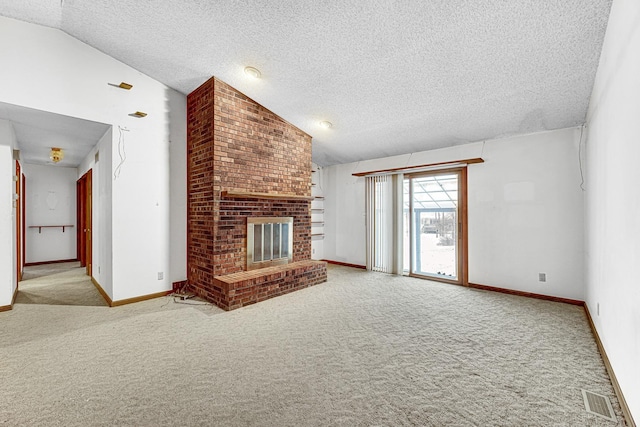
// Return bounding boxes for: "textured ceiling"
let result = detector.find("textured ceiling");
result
[0,102,110,167]
[1,0,612,166]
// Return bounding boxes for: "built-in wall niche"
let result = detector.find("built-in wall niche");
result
[311,164,325,260]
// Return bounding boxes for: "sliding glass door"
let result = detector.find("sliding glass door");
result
[404,169,467,284]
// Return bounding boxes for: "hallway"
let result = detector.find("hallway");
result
[16,262,107,307]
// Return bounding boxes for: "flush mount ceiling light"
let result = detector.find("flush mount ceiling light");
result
[130,111,147,118]
[50,147,64,163]
[244,66,261,79]
[319,120,333,129]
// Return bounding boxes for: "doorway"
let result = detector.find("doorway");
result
[16,160,23,283]
[404,168,468,285]
[77,169,92,277]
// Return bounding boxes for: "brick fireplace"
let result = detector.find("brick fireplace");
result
[186,77,327,311]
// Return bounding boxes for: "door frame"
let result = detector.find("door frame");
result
[85,170,92,276]
[15,161,22,283]
[77,170,92,276]
[21,173,25,275]
[406,167,468,286]
[77,178,84,265]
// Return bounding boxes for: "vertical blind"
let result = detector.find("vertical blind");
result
[366,175,394,273]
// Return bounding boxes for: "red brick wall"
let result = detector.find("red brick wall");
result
[187,77,323,309]
[214,199,311,275]
[212,79,312,196]
[214,261,328,311]
[187,78,217,302]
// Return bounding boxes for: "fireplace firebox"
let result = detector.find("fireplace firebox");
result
[247,217,293,270]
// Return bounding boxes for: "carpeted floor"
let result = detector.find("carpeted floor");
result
[16,262,108,307]
[0,264,626,426]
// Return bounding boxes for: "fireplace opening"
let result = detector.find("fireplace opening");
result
[247,217,293,270]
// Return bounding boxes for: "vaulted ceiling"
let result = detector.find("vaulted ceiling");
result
[1,0,612,166]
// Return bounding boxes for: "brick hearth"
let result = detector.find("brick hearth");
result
[186,77,327,310]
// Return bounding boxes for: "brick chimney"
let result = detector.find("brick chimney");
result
[186,77,327,310]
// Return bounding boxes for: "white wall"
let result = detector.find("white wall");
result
[468,129,584,300]
[323,127,585,300]
[323,163,366,265]
[23,164,77,263]
[169,94,187,285]
[0,16,187,303]
[584,0,640,421]
[0,119,18,307]
[79,128,114,298]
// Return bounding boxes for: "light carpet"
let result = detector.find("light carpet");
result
[0,264,626,426]
[16,262,107,307]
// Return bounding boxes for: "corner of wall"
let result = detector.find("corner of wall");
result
[582,0,640,422]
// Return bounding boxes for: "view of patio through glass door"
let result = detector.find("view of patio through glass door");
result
[404,170,464,283]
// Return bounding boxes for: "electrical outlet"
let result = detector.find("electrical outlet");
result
[597,303,600,316]
[313,248,316,254]
[157,272,164,280]
[98,266,101,274]
[538,273,546,282]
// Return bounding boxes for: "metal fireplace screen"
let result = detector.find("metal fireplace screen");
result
[247,217,294,270]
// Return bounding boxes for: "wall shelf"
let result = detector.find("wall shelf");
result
[311,163,324,258]
[29,225,74,233]
[221,190,313,201]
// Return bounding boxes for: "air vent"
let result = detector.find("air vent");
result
[581,389,616,422]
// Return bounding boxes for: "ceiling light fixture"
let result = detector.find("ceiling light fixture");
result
[319,120,333,129]
[50,147,64,163]
[130,111,147,118]
[244,66,261,79]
